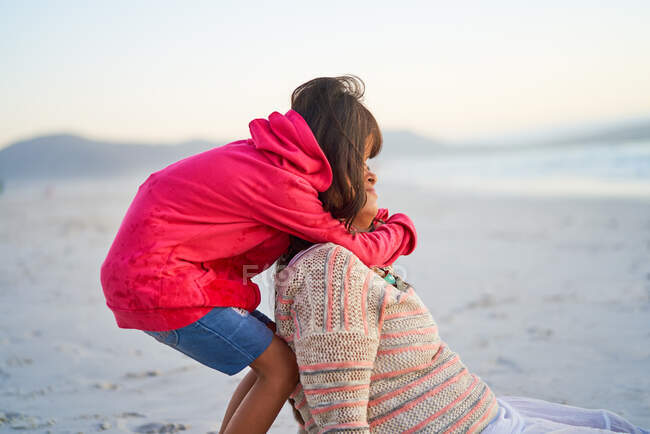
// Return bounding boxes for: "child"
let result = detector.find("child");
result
[99,75,417,433]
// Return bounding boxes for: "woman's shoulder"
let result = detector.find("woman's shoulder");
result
[287,242,362,269]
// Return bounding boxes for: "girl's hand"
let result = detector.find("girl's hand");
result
[371,208,389,228]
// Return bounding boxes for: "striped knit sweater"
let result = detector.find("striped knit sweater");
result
[274,242,499,434]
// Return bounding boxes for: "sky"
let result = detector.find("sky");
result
[1,0,650,149]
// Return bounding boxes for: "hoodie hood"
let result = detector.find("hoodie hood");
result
[249,109,333,192]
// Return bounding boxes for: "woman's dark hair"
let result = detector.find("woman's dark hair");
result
[277,75,382,270]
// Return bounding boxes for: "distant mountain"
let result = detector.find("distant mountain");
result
[540,118,650,146]
[0,134,220,180]
[380,117,650,158]
[1,117,649,181]
[0,131,446,181]
[456,117,650,149]
[379,130,445,155]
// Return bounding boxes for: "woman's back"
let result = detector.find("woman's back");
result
[274,242,498,433]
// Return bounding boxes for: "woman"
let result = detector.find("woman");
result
[273,165,649,433]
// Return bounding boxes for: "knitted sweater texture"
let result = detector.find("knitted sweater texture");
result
[274,243,498,433]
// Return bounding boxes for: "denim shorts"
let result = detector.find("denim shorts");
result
[143,307,274,375]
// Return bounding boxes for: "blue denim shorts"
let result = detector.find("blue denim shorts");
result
[143,307,274,375]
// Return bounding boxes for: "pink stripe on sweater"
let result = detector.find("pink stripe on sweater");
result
[371,344,447,381]
[465,394,499,434]
[291,307,301,339]
[276,295,293,305]
[368,355,460,408]
[361,271,373,335]
[325,246,340,331]
[383,308,429,320]
[377,344,439,357]
[304,383,369,396]
[300,360,374,372]
[380,326,438,339]
[443,381,491,433]
[371,368,471,429]
[318,421,369,434]
[276,313,291,321]
[310,399,368,415]
[401,373,479,434]
[295,395,308,410]
[343,255,355,331]
[289,383,303,399]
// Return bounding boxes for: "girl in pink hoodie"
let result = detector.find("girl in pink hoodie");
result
[100,76,417,433]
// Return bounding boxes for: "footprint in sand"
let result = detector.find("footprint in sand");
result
[487,311,508,320]
[24,329,43,338]
[93,381,120,390]
[465,293,497,309]
[114,411,146,418]
[495,356,524,374]
[465,293,519,310]
[527,325,554,340]
[5,356,33,367]
[134,422,190,433]
[124,370,162,379]
[0,411,56,430]
[542,292,579,303]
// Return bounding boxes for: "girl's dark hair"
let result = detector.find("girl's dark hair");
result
[291,75,382,228]
[277,75,382,270]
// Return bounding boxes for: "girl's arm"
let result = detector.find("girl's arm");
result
[248,177,416,267]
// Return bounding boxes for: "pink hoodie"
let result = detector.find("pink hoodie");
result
[100,109,416,331]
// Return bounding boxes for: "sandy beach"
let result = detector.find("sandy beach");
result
[0,177,648,433]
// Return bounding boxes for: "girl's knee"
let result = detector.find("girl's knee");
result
[251,336,299,383]
[267,353,299,384]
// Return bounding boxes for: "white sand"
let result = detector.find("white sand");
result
[0,177,648,432]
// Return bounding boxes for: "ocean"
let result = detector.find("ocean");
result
[376,140,650,198]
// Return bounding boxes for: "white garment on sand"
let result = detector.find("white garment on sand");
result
[482,396,649,434]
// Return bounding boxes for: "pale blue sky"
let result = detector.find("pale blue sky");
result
[1,0,649,148]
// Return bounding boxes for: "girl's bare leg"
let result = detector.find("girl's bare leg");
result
[219,335,299,434]
[219,369,257,434]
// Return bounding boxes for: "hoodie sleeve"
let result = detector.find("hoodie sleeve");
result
[246,176,417,267]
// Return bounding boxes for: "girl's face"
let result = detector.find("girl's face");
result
[350,144,379,231]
